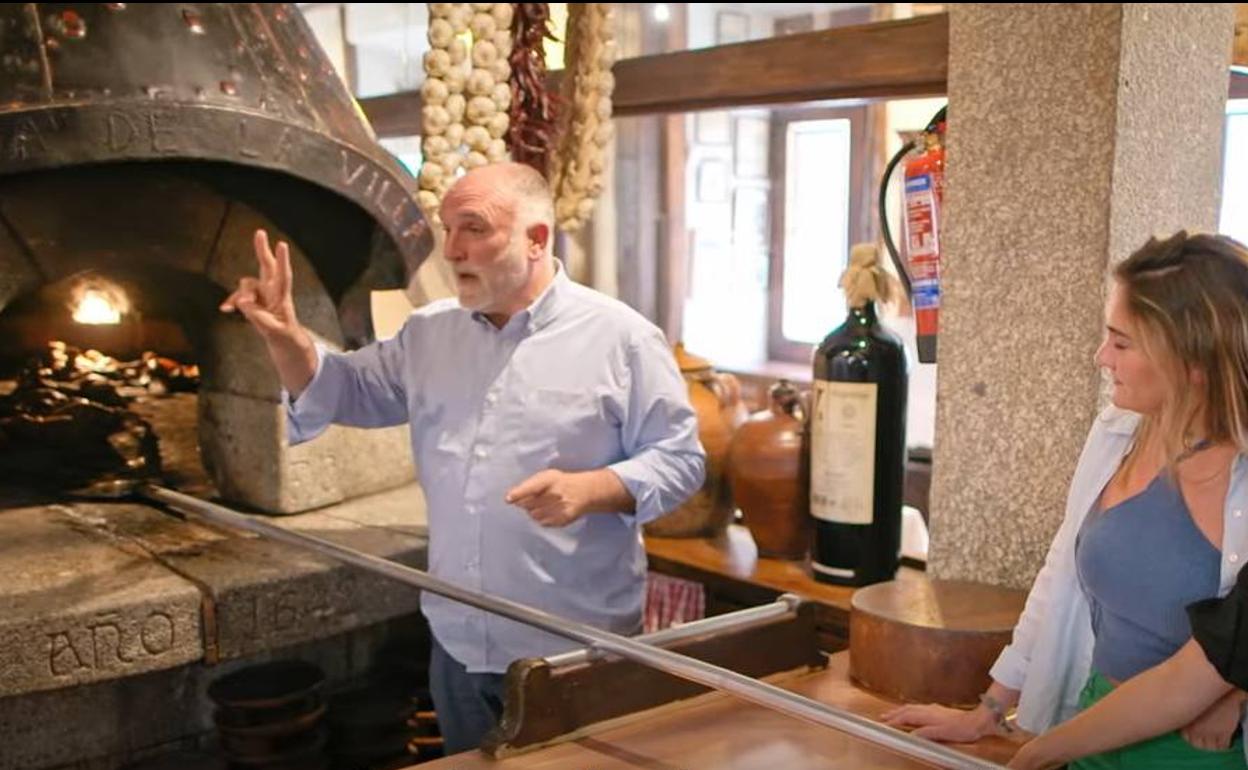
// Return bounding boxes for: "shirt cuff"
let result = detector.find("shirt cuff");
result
[988,644,1028,691]
[282,344,334,444]
[607,458,664,525]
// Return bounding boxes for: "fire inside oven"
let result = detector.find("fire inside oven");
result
[0,159,425,515]
[0,273,205,499]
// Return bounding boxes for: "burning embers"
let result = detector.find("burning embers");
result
[69,278,129,326]
[0,341,199,494]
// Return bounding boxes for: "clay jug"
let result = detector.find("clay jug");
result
[728,380,809,559]
[644,344,747,537]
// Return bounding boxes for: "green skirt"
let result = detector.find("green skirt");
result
[1069,671,1247,770]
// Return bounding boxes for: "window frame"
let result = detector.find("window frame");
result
[767,103,873,363]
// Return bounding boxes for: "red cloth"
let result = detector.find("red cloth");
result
[643,571,706,634]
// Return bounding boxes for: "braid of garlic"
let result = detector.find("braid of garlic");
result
[549,4,616,233]
[418,3,513,225]
[462,3,513,171]
[417,3,466,224]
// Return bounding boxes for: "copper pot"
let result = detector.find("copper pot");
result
[644,344,746,538]
[728,380,809,559]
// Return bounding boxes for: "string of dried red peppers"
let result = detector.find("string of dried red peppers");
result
[506,3,560,176]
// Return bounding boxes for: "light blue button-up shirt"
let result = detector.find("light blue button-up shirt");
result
[285,265,706,672]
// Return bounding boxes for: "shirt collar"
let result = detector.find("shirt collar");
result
[469,259,569,334]
[1099,404,1142,436]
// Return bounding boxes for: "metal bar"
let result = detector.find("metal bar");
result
[544,595,800,668]
[140,485,1004,770]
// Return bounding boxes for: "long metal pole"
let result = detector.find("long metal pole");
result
[141,484,1003,770]
[545,595,800,667]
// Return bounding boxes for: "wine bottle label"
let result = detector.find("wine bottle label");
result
[810,380,877,525]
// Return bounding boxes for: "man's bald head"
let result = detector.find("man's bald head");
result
[437,162,558,322]
[443,162,555,257]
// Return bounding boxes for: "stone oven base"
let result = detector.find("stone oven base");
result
[0,392,432,768]
[0,613,432,770]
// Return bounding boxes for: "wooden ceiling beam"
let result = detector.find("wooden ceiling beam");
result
[360,14,949,137]
[608,14,948,115]
[361,9,1248,138]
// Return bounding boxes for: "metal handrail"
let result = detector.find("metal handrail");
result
[141,484,1005,770]
[544,594,800,667]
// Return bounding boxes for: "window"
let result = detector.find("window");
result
[1222,99,1248,245]
[779,118,853,344]
[679,108,772,371]
[768,105,871,362]
[679,102,890,368]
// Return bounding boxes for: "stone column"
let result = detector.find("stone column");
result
[929,3,1234,588]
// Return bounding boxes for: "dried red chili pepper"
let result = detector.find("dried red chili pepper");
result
[507,3,560,176]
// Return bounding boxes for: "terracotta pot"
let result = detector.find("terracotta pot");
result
[728,380,809,559]
[644,344,747,538]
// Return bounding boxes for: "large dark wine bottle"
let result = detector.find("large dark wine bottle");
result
[810,300,908,586]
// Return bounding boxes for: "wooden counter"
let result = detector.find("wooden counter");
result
[413,652,1024,770]
[644,525,923,650]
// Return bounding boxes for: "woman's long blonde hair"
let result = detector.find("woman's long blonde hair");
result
[1114,231,1248,467]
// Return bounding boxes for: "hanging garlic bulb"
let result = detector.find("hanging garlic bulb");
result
[549,4,617,233]
[461,5,512,171]
[418,3,512,222]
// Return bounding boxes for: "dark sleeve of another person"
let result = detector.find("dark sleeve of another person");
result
[1188,565,1248,690]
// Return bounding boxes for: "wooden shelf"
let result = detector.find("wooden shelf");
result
[645,524,924,651]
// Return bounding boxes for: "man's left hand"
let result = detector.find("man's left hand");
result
[506,469,595,527]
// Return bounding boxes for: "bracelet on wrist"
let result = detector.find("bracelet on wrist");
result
[979,693,1015,734]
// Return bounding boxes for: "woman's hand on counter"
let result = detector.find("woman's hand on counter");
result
[880,702,1001,743]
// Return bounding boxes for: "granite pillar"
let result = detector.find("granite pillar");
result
[929,3,1233,588]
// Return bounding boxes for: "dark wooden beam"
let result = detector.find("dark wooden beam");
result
[360,10,1245,138]
[360,14,949,137]
[611,14,948,115]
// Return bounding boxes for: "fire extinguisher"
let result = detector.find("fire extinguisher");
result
[880,107,946,364]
